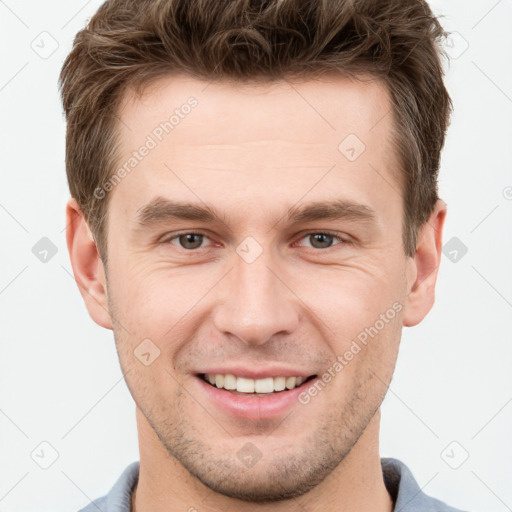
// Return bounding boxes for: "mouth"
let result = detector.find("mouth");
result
[194,371,321,420]
[197,372,317,396]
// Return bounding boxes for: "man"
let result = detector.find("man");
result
[60,0,467,510]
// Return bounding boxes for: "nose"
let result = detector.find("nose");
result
[212,244,300,346]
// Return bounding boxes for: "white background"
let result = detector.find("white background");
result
[0,1,511,511]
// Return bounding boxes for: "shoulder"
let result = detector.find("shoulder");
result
[77,496,107,512]
[76,461,139,512]
[381,457,471,512]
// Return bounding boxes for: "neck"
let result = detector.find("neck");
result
[132,408,393,512]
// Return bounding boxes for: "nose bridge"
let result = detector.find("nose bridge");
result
[212,241,299,345]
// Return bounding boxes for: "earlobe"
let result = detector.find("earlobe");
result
[66,198,112,330]
[402,200,447,327]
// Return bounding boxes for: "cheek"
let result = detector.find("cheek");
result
[109,261,209,332]
[325,309,402,408]
[292,262,406,344]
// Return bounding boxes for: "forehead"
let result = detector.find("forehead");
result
[110,72,400,227]
[119,72,393,145]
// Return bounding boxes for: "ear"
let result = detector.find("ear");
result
[402,200,447,327]
[65,198,112,330]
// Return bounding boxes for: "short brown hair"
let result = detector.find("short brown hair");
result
[59,0,452,263]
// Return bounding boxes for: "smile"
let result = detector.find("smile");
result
[199,373,317,395]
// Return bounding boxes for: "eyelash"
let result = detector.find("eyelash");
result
[162,230,351,251]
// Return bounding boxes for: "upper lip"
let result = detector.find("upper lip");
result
[195,366,317,380]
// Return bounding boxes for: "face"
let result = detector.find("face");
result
[68,73,443,502]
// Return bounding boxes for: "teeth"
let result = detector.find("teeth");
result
[285,376,296,390]
[236,376,255,393]
[254,377,274,393]
[223,374,237,390]
[274,376,286,391]
[203,373,309,393]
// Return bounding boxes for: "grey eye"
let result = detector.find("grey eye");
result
[305,233,336,249]
[175,233,205,250]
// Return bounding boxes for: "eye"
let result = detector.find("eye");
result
[167,232,211,250]
[295,231,348,250]
[162,230,350,252]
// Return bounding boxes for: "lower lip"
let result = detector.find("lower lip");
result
[194,375,317,420]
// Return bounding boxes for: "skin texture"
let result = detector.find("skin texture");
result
[66,73,446,512]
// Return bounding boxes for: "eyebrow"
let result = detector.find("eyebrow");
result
[135,196,377,230]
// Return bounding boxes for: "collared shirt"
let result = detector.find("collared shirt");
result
[77,457,469,512]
